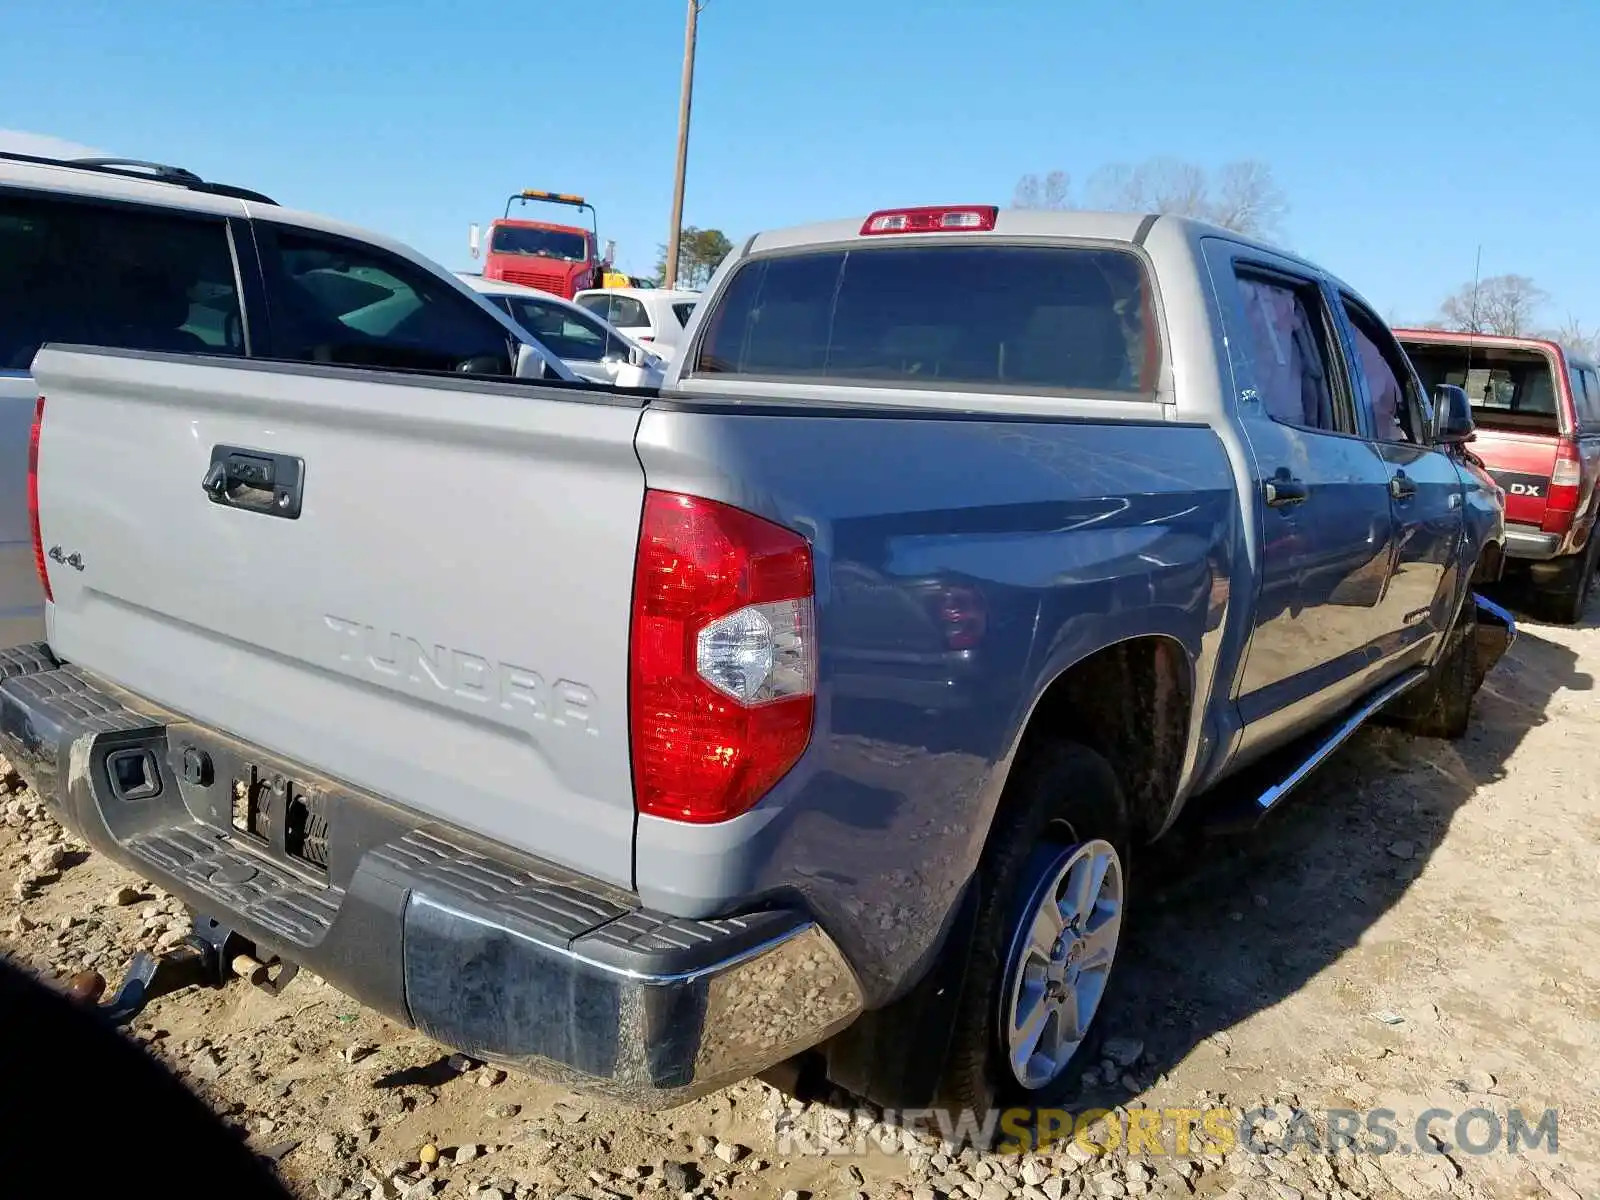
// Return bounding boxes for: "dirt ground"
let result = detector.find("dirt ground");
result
[2,586,1597,1200]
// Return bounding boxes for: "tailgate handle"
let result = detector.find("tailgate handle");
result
[203,446,305,520]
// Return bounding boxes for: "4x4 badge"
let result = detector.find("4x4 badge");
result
[47,545,85,571]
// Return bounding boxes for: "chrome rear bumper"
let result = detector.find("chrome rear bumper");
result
[0,647,864,1107]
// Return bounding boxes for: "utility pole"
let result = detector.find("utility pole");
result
[663,0,700,289]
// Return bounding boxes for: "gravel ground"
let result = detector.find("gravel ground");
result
[1,589,1596,1200]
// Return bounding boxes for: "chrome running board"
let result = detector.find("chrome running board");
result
[1206,667,1428,834]
[1252,668,1427,816]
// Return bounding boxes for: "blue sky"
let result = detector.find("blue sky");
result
[5,0,1597,329]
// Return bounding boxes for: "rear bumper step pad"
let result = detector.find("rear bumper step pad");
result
[0,648,862,1106]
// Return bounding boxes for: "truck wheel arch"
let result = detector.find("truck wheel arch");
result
[1470,537,1505,588]
[998,634,1195,847]
[818,635,1195,1112]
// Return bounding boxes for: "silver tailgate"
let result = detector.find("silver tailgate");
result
[31,347,645,888]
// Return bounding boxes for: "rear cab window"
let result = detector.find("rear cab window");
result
[1400,337,1566,436]
[607,296,651,330]
[689,242,1160,396]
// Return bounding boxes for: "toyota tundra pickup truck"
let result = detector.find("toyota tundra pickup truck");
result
[4,207,1510,1121]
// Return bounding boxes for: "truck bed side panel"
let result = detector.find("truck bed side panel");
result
[633,404,1238,1002]
[31,348,646,889]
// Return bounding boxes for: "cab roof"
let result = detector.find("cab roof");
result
[737,206,1372,320]
[739,207,1316,257]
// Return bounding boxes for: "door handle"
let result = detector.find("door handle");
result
[1264,475,1310,507]
[1389,472,1417,502]
[202,445,305,520]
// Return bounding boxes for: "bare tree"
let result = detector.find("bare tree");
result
[1080,162,1139,211]
[1545,314,1600,359]
[1436,274,1548,337]
[1208,160,1289,239]
[1041,169,1069,210]
[1011,157,1288,238]
[1087,157,1208,217]
[1012,169,1070,210]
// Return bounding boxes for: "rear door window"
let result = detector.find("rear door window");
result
[0,191,244,371]
[1230,270,1352,433]
[692,243,1159,395]
[671,302,696,326]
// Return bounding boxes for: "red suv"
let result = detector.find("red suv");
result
[1398,330,1600,622]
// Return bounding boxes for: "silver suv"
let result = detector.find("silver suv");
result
[0,150,577,646]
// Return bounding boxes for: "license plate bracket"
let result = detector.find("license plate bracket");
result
[167,728,333,881]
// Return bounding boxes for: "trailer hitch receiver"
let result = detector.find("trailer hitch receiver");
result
[79,915,297,1025]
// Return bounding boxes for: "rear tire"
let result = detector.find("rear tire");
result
[934,741,1131,1129]
[1542,535,1597,626]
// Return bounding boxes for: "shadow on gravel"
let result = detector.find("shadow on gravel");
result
[57,848,91,873]
[372,1054,470,1090]
[1091,602,1593,1113]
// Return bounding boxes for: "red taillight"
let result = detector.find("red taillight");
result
[27,396,50,603]
[860,205,999,236]
[1542,439,1583,534]
[630,491,816,824]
